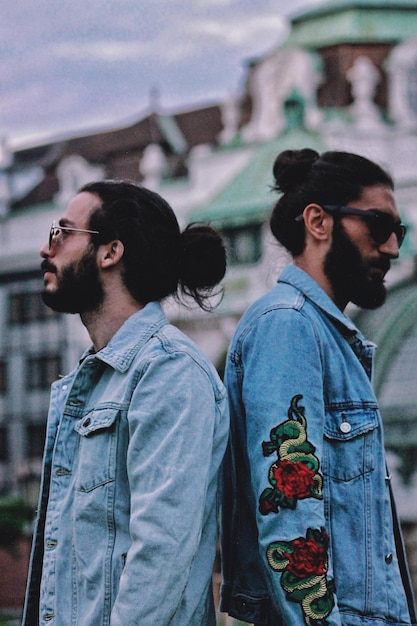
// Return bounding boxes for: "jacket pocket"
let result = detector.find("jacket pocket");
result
[74,407,119,492]
[221,586,273,626]
[323,405,379,481]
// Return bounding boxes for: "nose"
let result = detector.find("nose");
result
[40,241,53,258]
[378,231,399,259]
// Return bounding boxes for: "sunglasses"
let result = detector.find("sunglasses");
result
[49,221,99,249]
[296,205,407,248]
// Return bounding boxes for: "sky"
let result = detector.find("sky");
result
[1,0,322,149]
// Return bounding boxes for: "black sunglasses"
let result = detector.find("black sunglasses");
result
[296,205,407,248]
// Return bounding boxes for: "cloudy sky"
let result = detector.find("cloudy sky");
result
[2,0,321,148]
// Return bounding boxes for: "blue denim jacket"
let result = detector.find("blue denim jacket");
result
[22,302,229,626]
[221,265,416,626]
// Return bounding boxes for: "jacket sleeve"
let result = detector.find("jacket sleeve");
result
[110,348,226,625]
[237,307,342,625]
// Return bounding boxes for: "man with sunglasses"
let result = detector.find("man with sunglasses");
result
[22,181,229,626]
[221,149,416,625]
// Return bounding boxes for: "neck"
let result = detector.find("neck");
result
[81,296,143,351]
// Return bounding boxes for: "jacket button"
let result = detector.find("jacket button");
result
[83,417,91,427]
[385,553,393,564]
[340,422,351,433]
[237,599,249,614]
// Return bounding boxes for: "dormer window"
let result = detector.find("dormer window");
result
[222,223,262,266]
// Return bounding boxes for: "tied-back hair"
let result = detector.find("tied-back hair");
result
[79,181,226,311]
[270,148,394,256]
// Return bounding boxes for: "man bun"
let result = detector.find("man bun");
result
[178,224,227,311]
[272,149,319,193]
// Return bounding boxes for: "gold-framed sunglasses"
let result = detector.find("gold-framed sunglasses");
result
[49,221,99,249]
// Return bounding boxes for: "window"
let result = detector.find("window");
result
[407,58,417,113]
[27,423,46,459]
[8,291,58,325]
[0,427,8,462]
[0,361,6,394]
[221,224,263,266]
[26,355,62,390]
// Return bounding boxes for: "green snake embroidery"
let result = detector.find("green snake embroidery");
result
[266,527,335,626]
[259,394,323,515]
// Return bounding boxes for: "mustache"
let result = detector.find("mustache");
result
[41,259,57,274]
[368,256,391,273]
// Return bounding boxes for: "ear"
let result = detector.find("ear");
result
[97,240,124,269]
[302,203,333,243]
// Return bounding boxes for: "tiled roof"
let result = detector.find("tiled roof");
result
[11,105,223,209]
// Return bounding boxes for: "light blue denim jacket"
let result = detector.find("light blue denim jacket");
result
[221,265,416,626]
[22,302,229,626]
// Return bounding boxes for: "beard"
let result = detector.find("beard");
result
[41,246,105,314]
[324,220,390,310]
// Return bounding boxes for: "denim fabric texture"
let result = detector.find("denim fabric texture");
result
[221,264,416,626]
[22,301,229,626]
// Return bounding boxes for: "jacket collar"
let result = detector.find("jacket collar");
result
[80,301,168,373]
[277,264,369,344]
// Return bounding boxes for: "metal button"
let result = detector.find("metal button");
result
[83,417,91,427]
[238,600,250,615]
[340,422,351,434]
[385,553,393,564]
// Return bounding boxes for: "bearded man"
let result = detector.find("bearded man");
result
[23,181,229,626]
[220,149,416,626]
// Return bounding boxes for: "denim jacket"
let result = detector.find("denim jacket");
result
[221,265,416,626]
[22,302,229,626]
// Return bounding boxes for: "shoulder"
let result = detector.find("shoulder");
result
[231,283,309,343]
[146,322,226,399]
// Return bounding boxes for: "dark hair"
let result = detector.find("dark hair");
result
[79,181,226,310]
[270,148,394,256]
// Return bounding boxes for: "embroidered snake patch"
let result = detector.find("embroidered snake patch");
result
[267,527,335,625]
[259,394,323,515]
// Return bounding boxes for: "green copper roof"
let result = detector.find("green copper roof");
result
[189,128,327,226]
[286,0,417,48]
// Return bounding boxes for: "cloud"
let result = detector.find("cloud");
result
[49,10,286,66]
[53,41,152,63]
[186,14,287,50]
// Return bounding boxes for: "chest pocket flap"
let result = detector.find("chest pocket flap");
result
[74,408,120,492]
[323,406,379,481]
[75,407,119,437]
